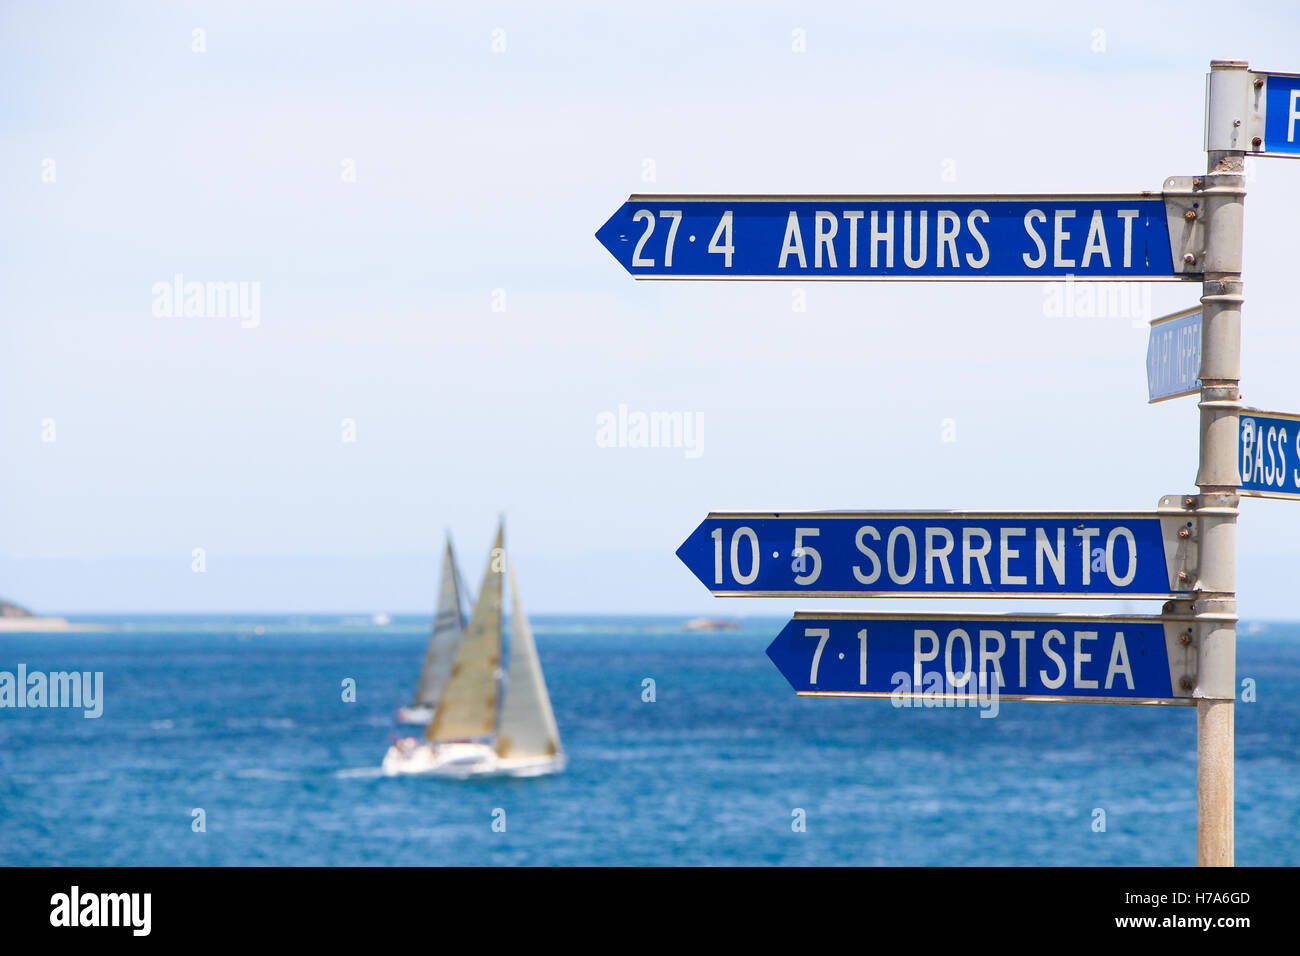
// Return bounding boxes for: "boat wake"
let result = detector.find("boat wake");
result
[334,766,386,780]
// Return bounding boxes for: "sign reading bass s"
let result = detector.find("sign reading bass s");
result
[1239,410,1300,499]
[676,511,1196,599]
[596,196,1182,279]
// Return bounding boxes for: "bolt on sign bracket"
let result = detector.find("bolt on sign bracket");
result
[1161,600,1198,700]
[1162,176,1208,276]
[1158,494,1201,589]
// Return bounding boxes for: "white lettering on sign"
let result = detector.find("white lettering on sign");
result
[963,527,992,584]
[1118,210,1138,268]
[1023,210,1048,267]
[902,626,1138,695]
[853,526,882,584]
[1241,417,1300,491]
[779,212,807,268]
[765,207,1144,273]
[1081,210,1110,268]
[814,212,837,268]
[925,528,955,584]
[847,523,1140,589]
[937,211,960,268]
[843,211,863,267]
[1053,210,1075,268]
[870,211,893,268]
[1148,315,1201,396]
[966,210,990,268]
[1291,89,1300,143]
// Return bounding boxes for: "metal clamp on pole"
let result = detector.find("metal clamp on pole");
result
[1195,58,1248,868]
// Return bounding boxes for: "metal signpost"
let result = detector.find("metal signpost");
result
[604,58,1297,866]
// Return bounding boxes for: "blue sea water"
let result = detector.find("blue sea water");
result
[0,615,1296,866]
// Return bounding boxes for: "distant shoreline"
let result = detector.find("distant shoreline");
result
[0,618,110,633]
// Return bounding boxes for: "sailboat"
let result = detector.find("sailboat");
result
[396,536,470,725]
[382,523,566,778]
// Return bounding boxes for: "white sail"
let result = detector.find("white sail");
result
[494,559,563,760]
[410,537,468,709]
[426,524,504,742]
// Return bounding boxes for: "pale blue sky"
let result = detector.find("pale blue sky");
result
[3,1,1300,615]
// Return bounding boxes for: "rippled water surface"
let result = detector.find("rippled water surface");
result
[1,616,1296,865]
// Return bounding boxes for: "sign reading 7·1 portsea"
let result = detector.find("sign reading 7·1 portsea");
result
[596,194,1193,280]
[766,610,1197,706]
[676,509,1198,599]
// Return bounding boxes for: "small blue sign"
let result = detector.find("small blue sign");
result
[766,612,1193,705]
[676,512,1193,598]
[1239,410,1300,499]
[597,196,1181,279]
[1261,72,1300,156]
[1147,308,1201,402]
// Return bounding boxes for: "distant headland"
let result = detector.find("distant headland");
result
[0,599,73,632]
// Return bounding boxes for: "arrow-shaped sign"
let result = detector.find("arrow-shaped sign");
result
[766,608,1197,706]
[1240,409,1300,499]
[677,503,1198,599]
[596,190,1203,281]
[1147,307,1202,403]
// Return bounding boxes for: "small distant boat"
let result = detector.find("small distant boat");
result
[371,612,392,627]
[682,617,740,632]
[383,522,565,778]
[396,537,469,725]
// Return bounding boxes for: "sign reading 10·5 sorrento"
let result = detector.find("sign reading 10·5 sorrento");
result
[676,510,1197,600]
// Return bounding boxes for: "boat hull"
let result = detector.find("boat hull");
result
[381,740,565,779]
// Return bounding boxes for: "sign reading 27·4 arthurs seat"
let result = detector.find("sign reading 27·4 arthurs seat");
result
[676,508,1198,599]
[766,610,1197,706]
[596,194,1191,280]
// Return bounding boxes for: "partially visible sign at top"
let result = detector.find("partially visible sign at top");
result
[1247,71,1300,158]
[1147,307,1202,403]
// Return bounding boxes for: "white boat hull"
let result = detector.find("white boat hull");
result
[381,740,565,779]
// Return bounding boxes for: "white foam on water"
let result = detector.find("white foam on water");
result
[335,766,385,779]
[233,768,300,781]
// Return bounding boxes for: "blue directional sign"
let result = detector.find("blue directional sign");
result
[1252,71,1300,157]
[1147,307,1202,402]
[1239,409,1300,499]
[597,195,1185,280]
[766,610,1196,706]
[676,510,1195,599]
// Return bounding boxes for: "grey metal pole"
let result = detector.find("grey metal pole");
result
[1196,58,1248,867]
